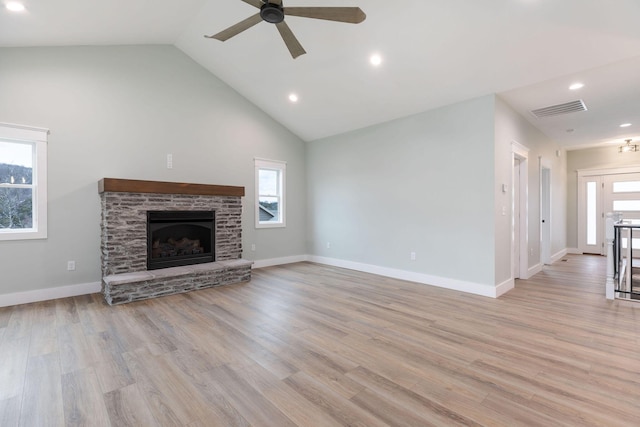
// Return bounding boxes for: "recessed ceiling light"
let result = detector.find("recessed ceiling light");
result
[569,82,584,90]
[620,123,632,128]
[288,93,298,103]
[370,54,382,67]
[6,2,25,12]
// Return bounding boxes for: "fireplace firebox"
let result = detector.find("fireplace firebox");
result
[147,210,215,270]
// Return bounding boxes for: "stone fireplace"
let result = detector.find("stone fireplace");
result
[99,178,252,305]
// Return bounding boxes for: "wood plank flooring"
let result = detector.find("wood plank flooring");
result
[2,254,640,426]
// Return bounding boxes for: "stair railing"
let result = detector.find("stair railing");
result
[608,213,639,300]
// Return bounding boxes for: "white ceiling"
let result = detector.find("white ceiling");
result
[2,0,640,148]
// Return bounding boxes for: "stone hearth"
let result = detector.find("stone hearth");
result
[99,178,252,305]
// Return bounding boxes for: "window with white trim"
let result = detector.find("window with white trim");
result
[255,158,286,228]
[0,123,48,241]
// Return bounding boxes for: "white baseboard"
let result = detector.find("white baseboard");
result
[308,255,499,298]
[567,247,582,254]
[0,255,310,308]
[251,255,309,269]
[550,249,568,264]
[0,281,101,308]
[527,263,543,278]
[0,253,514,306]
[496,278,515,297]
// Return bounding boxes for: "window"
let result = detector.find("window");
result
[586,181,597,245]
[613,181,640,193]
[255,158,285,228]
[613,200,640,211]
[0,123,48,241]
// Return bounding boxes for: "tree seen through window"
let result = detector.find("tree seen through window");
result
[0,140,34,229]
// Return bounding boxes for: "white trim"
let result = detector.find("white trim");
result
[0,122,49,142]
[254,158,286,229]
[0,281,101,308]
[512,141,529,280]
[576,167,640,256]
[550,248,568,264]
[511,140,530,157]
[252,255,308,269]
[539,156,552,265]
[527,263,543,278]
[577,175,604,255]
[308,255,500,298]
[496,277,515,297]
[0,122,49,241]
[252,254,508,298]
[254,157,288,165]
[567,247,582,254]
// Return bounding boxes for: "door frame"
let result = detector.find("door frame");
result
[512,141,529,279]
[577,166,640,255]
[577,174,603,254]
[540,157,552,264]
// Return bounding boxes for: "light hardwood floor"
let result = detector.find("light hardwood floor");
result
[2,254,640,426]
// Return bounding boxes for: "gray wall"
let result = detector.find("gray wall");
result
[494,96,566,280]
[566,145,640,249]
[0,44,578,299]
[0,45,306,295]
[306,95,497,287]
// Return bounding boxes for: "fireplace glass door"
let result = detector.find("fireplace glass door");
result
[147,210,215,270]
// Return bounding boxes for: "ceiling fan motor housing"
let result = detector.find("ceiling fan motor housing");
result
[260,2,285,23]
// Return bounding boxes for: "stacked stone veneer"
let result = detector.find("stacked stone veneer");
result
[102,260,251,305]
[100,188,251,305]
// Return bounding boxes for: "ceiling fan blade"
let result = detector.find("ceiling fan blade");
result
[275,21,306,59]
[271,0,283,4]
[241,0,264,8]
[284,7,366,24]
[204,13,263,41]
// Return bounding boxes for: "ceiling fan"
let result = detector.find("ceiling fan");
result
[205,0,366,59]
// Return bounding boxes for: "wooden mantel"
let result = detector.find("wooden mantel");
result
[98,178,245,197]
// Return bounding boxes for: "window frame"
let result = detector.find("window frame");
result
[255,158,286,229]
[0,123,49,241]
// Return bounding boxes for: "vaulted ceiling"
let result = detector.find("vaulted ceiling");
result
[2,0,640,148]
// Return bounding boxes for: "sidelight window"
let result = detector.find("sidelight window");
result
[586,181,597,246]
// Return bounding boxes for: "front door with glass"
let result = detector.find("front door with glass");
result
[604,173,640,258]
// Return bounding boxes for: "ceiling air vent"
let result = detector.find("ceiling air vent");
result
[530,99,587,119]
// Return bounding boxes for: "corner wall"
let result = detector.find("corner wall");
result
[494,96,567,282]
[306,95,497,295]
[0,45,306,299]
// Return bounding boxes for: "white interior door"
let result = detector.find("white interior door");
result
[512,142,529,280]
[514,158,521,278]
[541,167,551,264]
